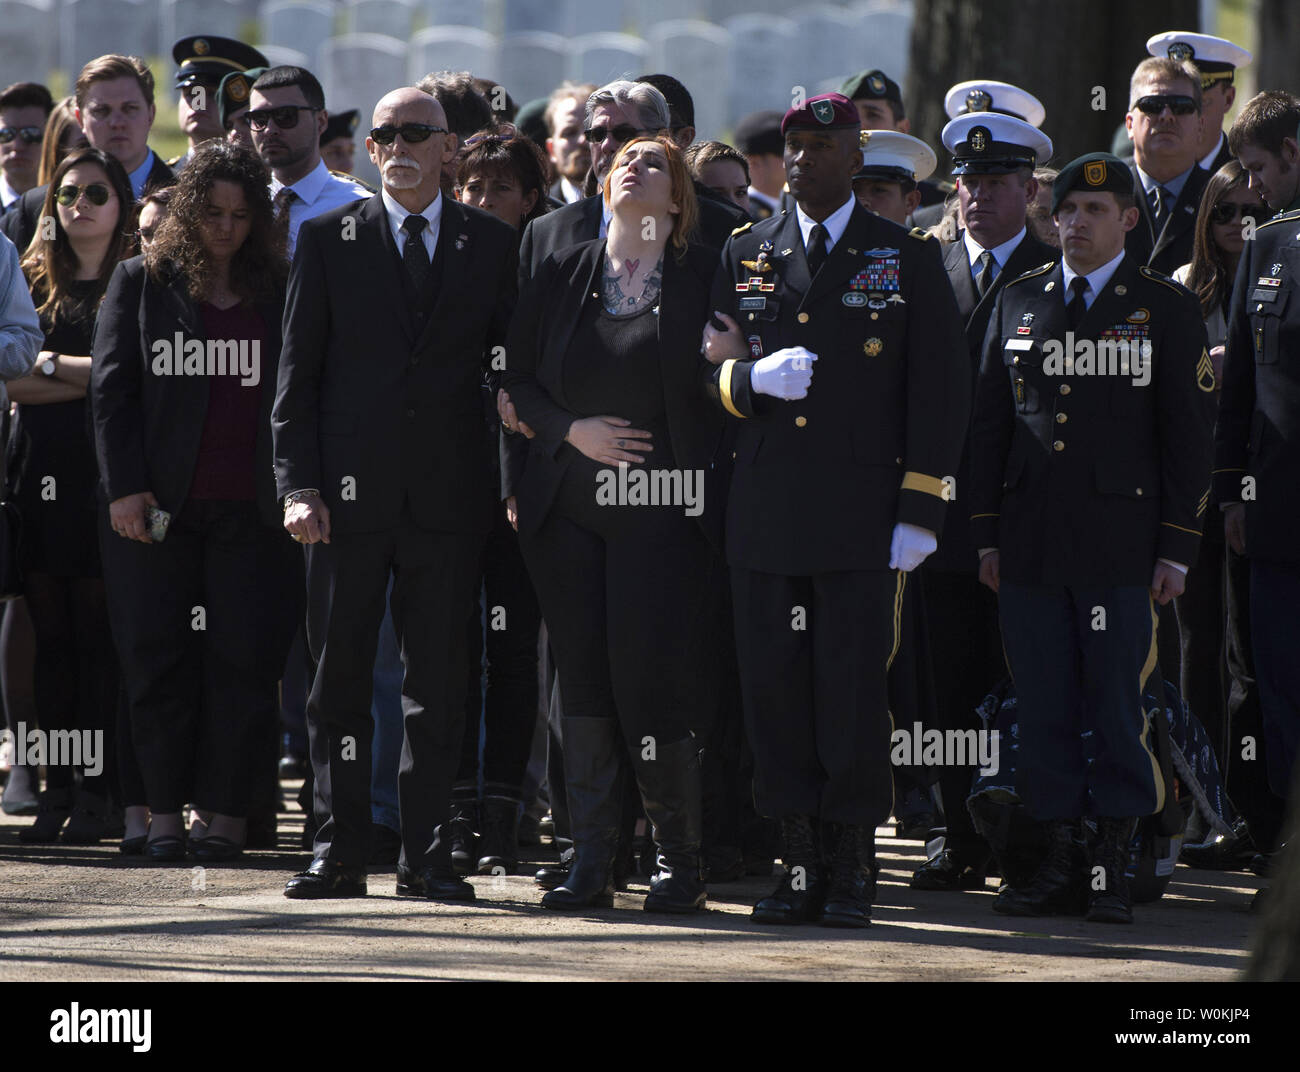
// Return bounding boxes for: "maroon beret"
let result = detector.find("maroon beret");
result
[781,92,859,135]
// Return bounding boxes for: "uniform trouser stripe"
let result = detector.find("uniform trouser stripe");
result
[1137,597,1166,814]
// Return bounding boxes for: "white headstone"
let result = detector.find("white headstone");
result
[791,6,859,92]
[851,0,914,85]
[0,0,55,86]
[409,27,498,84]
[160,0,245,63]
[646,20,731,141]
[258,45,310,71]
[504,0,564,35]
[498,32,568,106]
[62,0,154,76]
[415,0,486,30]
[262,1,335,72]
[570,32,649,88]
[319,32,409,185]
[343,0,415,40]
[724,15,800,129]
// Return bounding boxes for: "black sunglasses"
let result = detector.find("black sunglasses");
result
[1210,200,1268,225]
[244,105,319,131]
[583,123,642,146]
[369,123,448,144]
[0,126,42,145]
[55,182,112,207]
[1134,94,1199,117]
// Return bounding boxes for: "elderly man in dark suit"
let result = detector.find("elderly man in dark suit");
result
[273,86,517,900]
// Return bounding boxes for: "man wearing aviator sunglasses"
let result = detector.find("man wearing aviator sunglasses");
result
[0,81,54,210]
[1124,56,1208,277]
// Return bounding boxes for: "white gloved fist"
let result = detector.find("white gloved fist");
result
[749,346,818,400]
[889,522,937,573]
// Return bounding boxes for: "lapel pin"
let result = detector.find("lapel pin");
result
[1044,280,1055,292]
[456,232,468,250]
[1115,284,1127,295]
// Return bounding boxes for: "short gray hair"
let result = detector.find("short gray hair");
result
[584,79,670,133]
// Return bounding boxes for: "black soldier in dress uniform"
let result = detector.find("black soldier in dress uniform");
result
[701,92,969,928]
[1147,31,1253,177]
[169,35,268,171]
[969,153,1214,923]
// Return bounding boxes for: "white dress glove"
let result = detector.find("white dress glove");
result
[749,347,818,400]
[889,523,937,572]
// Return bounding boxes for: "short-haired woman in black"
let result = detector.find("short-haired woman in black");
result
[91,140,301,862]
[503,136,724,911]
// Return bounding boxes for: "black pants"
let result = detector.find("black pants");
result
[1250,559,1300,800]
[730,567,900,827]
[921,566,1005,854]
[1176,532,1229,761]
[304,515,482,869]
[101,499,301,816]
[998,583,1163,821]
[458,507,541,799]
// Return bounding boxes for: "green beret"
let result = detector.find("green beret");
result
[1051,152,1135,215]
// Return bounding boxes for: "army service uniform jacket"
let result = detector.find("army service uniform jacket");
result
[708,202,970,574]
[1214,207,1300,564]
[969,253,1215,587]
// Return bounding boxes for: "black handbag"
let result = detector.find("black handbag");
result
[0,402,24,600]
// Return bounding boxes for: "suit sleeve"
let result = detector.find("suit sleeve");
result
[271,218,330,500]
[0,235,40,383]
[484,227,518,394]
[90,261,151,501]
[517,216,537,294]
[896,236,971,535]
[1212,245,1256,509]
[968,287,1015,550]
[1155,286,1213,566]
[501,253,581,459]
[704,236,760,417]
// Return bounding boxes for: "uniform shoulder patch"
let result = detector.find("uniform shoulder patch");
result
[1138,265,1185,294]
[730,220,754,237]
[1004,260,1056,287]
[907,226,932,241]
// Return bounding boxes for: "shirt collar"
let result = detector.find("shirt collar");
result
[796,195,855,251]
[126,150,157,200]
[1062,247,1127,304]
[272,159,332,207]
[1198,132,1226,174]
[381,186,443,237]
[0,173,19,209]
[963,226,1027,273]
[559,176,584,204]
[1136,162,1195,202]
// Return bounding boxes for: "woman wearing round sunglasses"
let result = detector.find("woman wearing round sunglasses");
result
[1171,159,1264,839]
[8,148,136,845]
[91,139,301,863]
[503,136,724,912]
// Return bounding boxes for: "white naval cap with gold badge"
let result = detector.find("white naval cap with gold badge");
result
[855,130,937,184]
[944,80,1046,128]
[941,112,1053,176]
[1146,31,1252,86]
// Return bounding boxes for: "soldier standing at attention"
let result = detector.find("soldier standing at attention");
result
[969,153,1214,924]
[701,93,969,928]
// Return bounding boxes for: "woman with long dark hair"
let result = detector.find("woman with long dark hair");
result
[91,139,301,862]
[503,136,724,912]
[10,147,135,843]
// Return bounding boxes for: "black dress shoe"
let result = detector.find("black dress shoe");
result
[395,864,477,902]
[993,819,1087,917]
[191,835,244,862]
[284,857,367,899]
[535,846,575,889]
[119,835,147,855]
[1251,851,1275,878]
[368,823,402,866]
[1179,820,1256,871]
[145,835,188,862]
[911,848,989,891]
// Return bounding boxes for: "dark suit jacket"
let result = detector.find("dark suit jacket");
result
[518,186,746,285]
[2,153,173,255]
[501,238,726,552]
[1125,160,1210,278]
[706,202,970,574]
[930,228,1057,572]
[969,253,1214,586]
[90,255,284,526]
[272,192,517,537]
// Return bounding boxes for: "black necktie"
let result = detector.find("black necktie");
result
[1150,184,1171,229]
[402,213,431,291]
[975,249,995,298]
[806,222,828,277]
[1066,276,1089,331]
[273,187,296,247]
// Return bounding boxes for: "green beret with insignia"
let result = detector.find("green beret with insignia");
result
[840,69,903,106]
[1051,152,1135,215]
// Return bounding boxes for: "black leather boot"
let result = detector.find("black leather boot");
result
[636,737,707,914]
[1085,817,1137,923]
[541,718,625,910]
[821,823,876,927]
[477,795,520,875]
[752,815,826,924]
[992,818,1087,917]
[448,788,478,876]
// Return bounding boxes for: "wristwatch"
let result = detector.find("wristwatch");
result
[39,354,58,376]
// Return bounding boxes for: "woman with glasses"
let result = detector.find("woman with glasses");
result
[503,136,724,912]
[8,148,135,843]
[91,140,301,862]
[1171,160,1263,833]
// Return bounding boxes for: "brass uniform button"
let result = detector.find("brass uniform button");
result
[871,312,879,320]
[1135,488,1143,496]
[795,415,807,428]
[1053,440,1065,452]
[1059,383,1071,395]
[1055,412,1068,424]
[797,312,810,324]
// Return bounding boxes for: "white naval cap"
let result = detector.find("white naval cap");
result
[941,112,1053,175]
[855,130,937,184]
[1146,31,1252,78]
[944,79,1046,128]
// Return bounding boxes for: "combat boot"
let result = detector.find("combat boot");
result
[1085,817,1137,924]
[821,823,876,927]
[752,815,826,924]
[992,818,1087,916]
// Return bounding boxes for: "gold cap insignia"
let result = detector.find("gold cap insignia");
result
[1168,42,1194,62]
[869,74,886,93]
[969,126,989,153]
[228,76,248,103]
[860,129,871,147]
[1084,160,1107,186]
[965,89,992,113]
[195,38,210,55]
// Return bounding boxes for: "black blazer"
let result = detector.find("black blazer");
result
[1124,160,1209,277]
[272,192,517,537]
[501,238,726,551]
[3,154,173,255]
[90,254,284,526]
[518,188,746,286]
[931,228,1057,572]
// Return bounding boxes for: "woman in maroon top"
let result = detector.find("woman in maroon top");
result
[91,141,301,862]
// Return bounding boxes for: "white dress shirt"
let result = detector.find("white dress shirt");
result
[558,176,584,205]
[380,186,442,260]
[1198,132,1227,174]
[795,194,856,254]
[964,226,1026,284]
[0,174,21,212]
[1061,247,1126,310]
[273,159,371,254]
